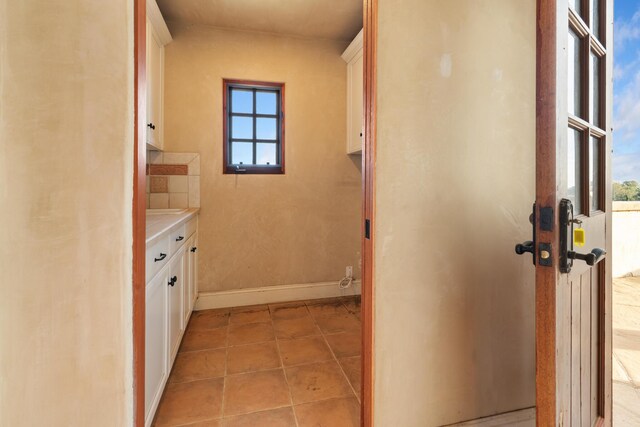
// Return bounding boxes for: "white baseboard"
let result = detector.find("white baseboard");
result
[446,408,535,427]
[195,280,361,310]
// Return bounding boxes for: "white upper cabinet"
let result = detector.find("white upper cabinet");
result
[146,0,172,151]
[342,29,364,155]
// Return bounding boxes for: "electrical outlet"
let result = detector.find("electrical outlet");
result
[346,266,353,278]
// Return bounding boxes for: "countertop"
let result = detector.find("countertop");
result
[146,208,199,244]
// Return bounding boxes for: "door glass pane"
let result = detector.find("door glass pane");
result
[232,116,253,139]
[568,29,582,118]
[231,89,253,113]
[256,91,277,115]
[568,128,583,214]
[231,142,254,165]
[590,0,600,40]
[590,137,600,211]
[257,118,277,140]
[256,143,277,165]
[569,0,582,18]
[590,52,601,128]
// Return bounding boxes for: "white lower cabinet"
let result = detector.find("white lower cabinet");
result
[168,248,185,365]
[145,215,198,427]
[183,236,194,327]
[190,236,198,307]
[145,270,168,423]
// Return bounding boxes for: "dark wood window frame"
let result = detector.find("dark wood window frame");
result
[222,79,285,174]
[568,1,606,218]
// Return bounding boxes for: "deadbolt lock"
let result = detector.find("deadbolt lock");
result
[538,242,552,267]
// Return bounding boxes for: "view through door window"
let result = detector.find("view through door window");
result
[612,2,640,425]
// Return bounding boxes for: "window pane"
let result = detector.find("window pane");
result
[257,118,277,140]
[590,0,600,40]
[590,137,600,211]
[590,52,601,128]
[568,29,582,117]
[568,128,583,214]
[569,0,582,17]
[231,142,254,165]
[231,89,253,113]
[256,91,277,115]
[232,116,253,139]
[256,143,277,165]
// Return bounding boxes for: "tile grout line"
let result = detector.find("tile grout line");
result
[309,299,362,405]
[336,298,362,404]
[219,317,230,420]
[269,303,300,427]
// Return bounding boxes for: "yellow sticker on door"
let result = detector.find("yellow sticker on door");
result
[574,227,586,247]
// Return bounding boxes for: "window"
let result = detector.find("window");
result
[566,2,606,215]
[223,79,285,174]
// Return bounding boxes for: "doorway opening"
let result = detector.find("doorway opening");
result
[611,2,640,423]
[133,0,377,426]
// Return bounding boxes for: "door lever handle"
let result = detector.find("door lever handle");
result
[559,199,606,273]
[568,248,606,266]
[515,241,534,255]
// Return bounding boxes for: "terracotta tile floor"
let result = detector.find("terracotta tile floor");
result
[153,296,362,427]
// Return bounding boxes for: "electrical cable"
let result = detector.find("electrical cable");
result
[339,276,353,289]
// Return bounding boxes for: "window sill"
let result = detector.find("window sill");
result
[224,165,285,175]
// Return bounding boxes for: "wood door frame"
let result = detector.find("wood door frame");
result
[133,0,146,425]
[361,0,377,425]
[535,0,612,425]
[132,0,378,424]
[535,1,559,424]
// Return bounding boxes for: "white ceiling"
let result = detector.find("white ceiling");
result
[156,0,363,41]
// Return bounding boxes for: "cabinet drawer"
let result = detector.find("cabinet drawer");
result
[146,236,170,280]
[185,217,197,239]
[169,224,186,255]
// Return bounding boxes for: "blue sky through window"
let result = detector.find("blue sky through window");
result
[614,2,640,182]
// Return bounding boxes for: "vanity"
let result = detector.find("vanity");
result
[145,208,199,426]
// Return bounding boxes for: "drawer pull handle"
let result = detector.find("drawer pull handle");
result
[191,247,197,253]
[154,253,167,262]
[175,236,184,242]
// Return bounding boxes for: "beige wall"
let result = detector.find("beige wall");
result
[0,1,133,425]
[612,202,640,277]
[374,1,536,425]
[163,24,362,292]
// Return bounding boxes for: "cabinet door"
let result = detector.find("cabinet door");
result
[182,236,193,326]
[146,20,163,149]
[190,234,198,306]
[167,250,184,365]
[145,270,168,422]
[347,50,364,154]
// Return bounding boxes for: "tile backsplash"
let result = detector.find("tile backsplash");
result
[146,151,200,209]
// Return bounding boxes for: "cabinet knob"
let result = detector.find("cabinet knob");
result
[168,276,177,287]
[191,247,197,253]
[147,123,156,130]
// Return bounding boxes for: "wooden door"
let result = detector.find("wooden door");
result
[535,0,612,425]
